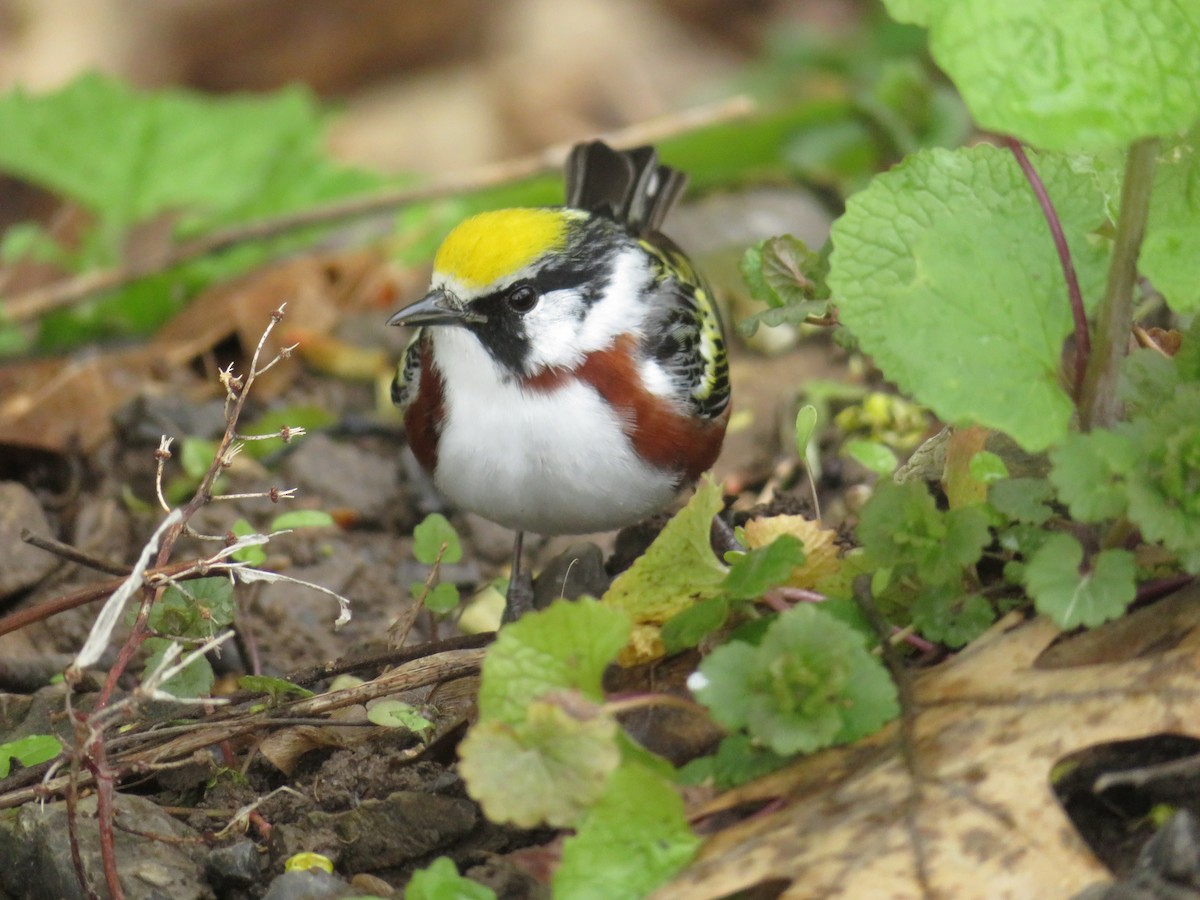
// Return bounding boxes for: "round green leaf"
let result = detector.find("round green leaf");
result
[926,0,1200,151]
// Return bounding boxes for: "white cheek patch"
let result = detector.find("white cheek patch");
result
[522,289,589,371]
[577,249,649,351]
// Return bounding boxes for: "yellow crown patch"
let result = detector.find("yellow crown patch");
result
[433,208,576,289]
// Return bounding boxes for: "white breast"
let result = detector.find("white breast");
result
[430,329,677,535]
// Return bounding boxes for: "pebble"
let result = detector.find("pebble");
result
[0,482,60,599]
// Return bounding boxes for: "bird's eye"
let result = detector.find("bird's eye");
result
[505,283,539,314]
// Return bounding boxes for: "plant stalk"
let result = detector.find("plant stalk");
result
[1004,138,1089,398]
[1079,138,1159,430]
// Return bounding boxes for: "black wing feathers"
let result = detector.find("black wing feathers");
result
[564,141,688,237]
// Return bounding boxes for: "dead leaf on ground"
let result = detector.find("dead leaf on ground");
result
[154,248,399,397]
[0,343,202,453]
[657,585,1200,899]
[0,250,400,454]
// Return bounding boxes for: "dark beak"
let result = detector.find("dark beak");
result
[386,288,487,327]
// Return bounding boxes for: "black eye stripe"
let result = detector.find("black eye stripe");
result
[534,265,591,294]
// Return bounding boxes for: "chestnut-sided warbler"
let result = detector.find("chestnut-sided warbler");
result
[388,141,731,615]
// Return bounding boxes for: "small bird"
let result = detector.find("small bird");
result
[388,141,731,617]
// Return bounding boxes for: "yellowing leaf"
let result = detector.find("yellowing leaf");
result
[740,515,841,590]
[603,477,727,625]
[619,623,668,668]
[602,477,727,665]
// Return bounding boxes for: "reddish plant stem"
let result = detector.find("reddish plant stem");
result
[1136,573,1195,605]
[85,736,125,900]
[0,560,200,639]
[65,748,100,900]
[1003,136,1090,399]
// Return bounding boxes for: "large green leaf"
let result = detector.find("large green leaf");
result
[829,144,1109,451]
[921,0,1200,151]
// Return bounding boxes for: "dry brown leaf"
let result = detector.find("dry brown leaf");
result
[154,248,397,398]
[257,704,372,775]
[0,343,201,453]
[0,250,399,454]
[657,586,1200,900]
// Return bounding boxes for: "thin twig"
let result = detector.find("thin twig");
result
[0,96,754,324]
[20,529,131,577]
[153,436,174,515]
[1003,136,1090,399]
[0,563,162,636]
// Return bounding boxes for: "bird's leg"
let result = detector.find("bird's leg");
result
[502,530,535,624]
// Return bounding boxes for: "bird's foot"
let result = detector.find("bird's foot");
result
[502,569,536,625]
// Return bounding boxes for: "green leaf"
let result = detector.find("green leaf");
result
[882,0,930,26]
[179,437,218,479]
[405,857,496,900]
[1124,386,1200,572]
[911,585,995,648]
[367,700,433,735]
[411,513,463,565]
[477,598,630,725]
[230,519,267,566]
[1049,429,1138,523]
[458,698,620,828]
[988,477,1055,526]
[829,144,1109,451]
[661,597,730,654]
[237,675,314,702]
[270,510,335,531]
[423,582,461,615]
[0,222,69,266]
[143,638,215,699]
[148,576,235,636]
[0,734,63,778]
[751,235,826,307]
[0,75,383,348]
[737,303,827,338]
[693,604,899,755]
[922,1,1200,151]
[968,450,1009,485]
[602,477,728,623]
[722,535,806,600]
[858,481,990,585]
[0,74,381,241]
[240,405,334,459]
[1141,128,1200,312]
[677,734,791,790]
[844,439,899,476]
[554,762,700,900]
[795,405,819,460]
[1023,533,1137,629]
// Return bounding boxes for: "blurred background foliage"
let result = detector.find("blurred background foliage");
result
[0,0,970,357]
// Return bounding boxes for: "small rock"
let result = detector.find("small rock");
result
[349,872,396,896]
[0,482,60,599]
[282,434,400,523]
[459,513,517,565]
[1073,810,1200,899]
[261,869,354,900]
[112,394,229,445]
[533,543,609,610]
[333,791,478,873]
[204,840,263,890]
[0,793,206,900]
